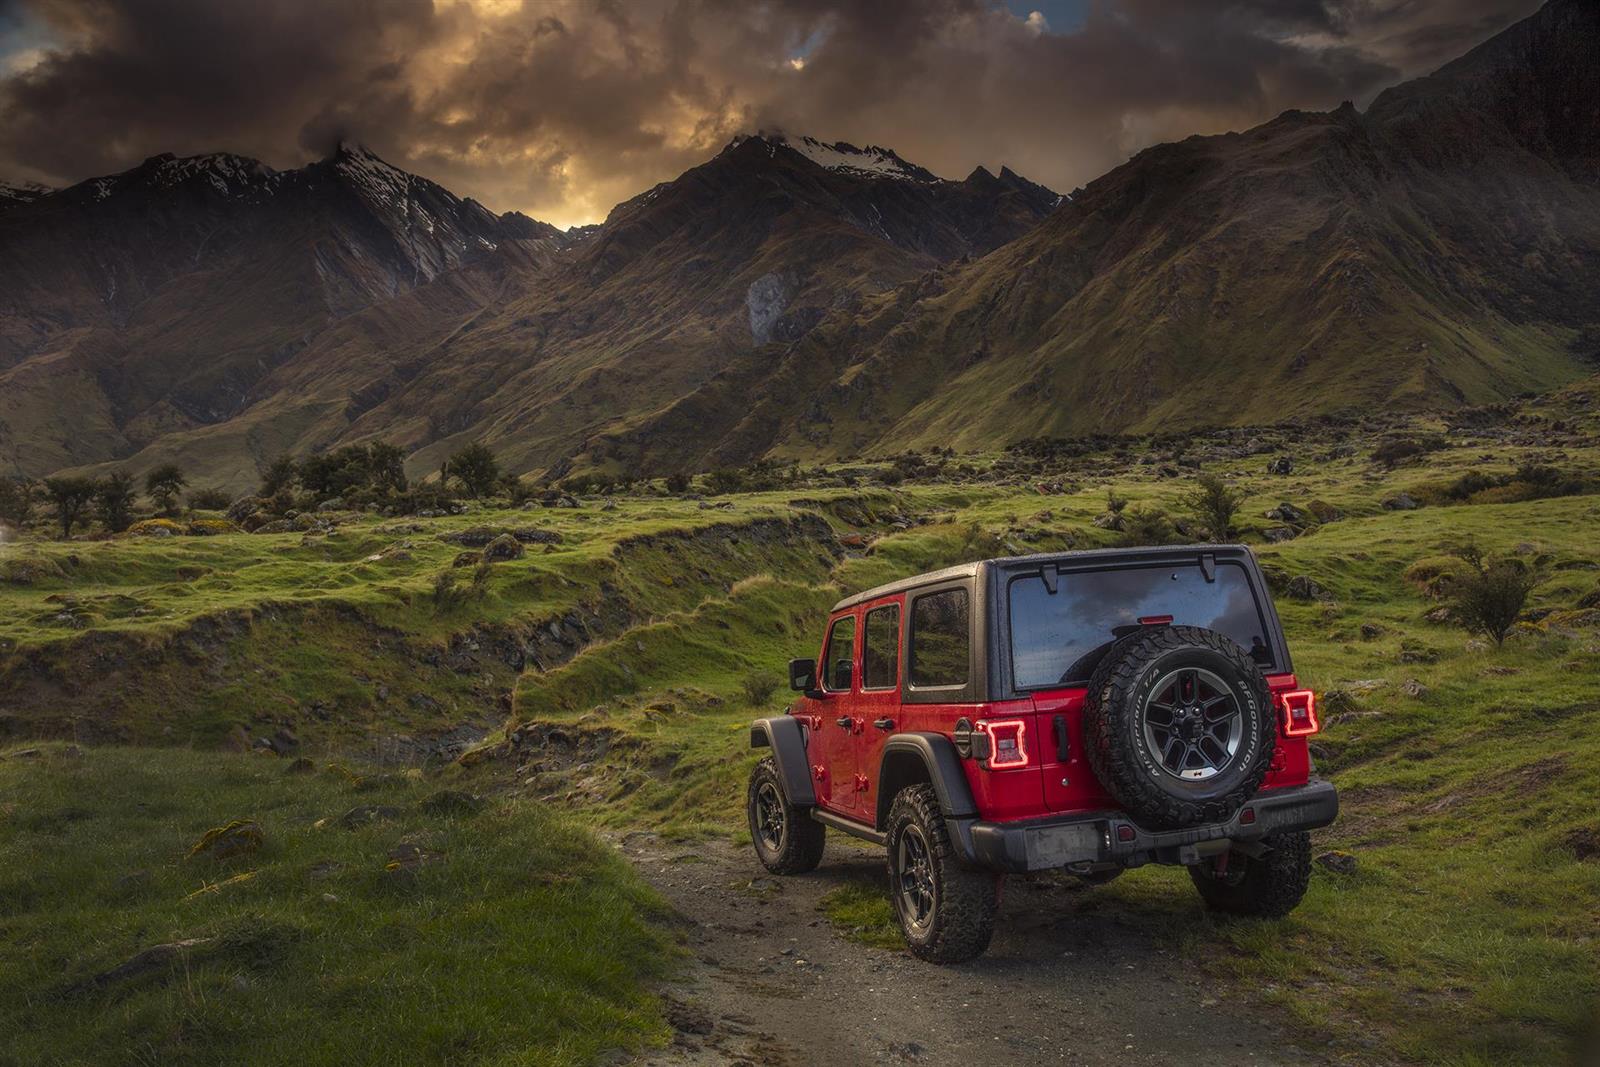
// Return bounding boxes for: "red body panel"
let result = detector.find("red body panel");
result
[791,609,1315,829]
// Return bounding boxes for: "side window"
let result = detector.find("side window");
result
[861,604,900,690]
[822,615,856,692]
[909,588,970,688]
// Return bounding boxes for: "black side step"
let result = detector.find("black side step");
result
[811,808,886,846]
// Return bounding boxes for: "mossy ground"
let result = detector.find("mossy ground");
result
[0,745,672,1067]
[2,384,1599,1063]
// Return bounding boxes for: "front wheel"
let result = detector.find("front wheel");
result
[1188,831,1311,917]
[747,757,826,874]
[885,785,998,963]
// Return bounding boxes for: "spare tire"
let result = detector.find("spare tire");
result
[1082,625,1275,830]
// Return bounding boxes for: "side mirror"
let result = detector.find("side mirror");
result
[789,658,818,693]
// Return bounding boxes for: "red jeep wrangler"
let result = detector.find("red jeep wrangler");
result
[748,546,1336,962]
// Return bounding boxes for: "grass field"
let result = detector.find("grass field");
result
[2,383,1599,1064]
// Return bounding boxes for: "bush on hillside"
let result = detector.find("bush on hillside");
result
[443,442,501,499]
[1446,542,1545,647]
[0,476,34,527]
[1180,473,1244,540]
[188,487,233,511]
[1118,506,1177,547]
[145,464,188,516]
[740,672,783,706]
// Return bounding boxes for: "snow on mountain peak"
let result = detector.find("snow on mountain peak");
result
[0,179,54,204]
[729,131,939,182]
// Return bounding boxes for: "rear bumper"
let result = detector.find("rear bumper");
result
[956,779,1338,873]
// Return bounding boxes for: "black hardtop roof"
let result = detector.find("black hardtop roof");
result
[829,544,1258,614]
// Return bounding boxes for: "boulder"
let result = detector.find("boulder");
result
[1307,499,1343,523]
[481,534,525,562]
[1400,678,1430,699]
[418,790,485,817]
[187,819,264,861]
[1382,492,1421,511]
[1266,456,1294,475]
[339,805,402,830]
[1316,850,1359,875]
[1284,575,1329,601]
[1092,511,1124,531]
[1262,526,1299,543]
[225,497,261,523]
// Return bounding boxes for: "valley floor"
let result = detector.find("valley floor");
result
[4,383,1600,1065]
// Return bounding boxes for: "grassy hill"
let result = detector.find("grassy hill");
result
[3,381,1599,1063]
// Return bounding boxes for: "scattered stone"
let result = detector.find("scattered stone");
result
[1263,526,1299,543]
[269,728,299,755]
[1284,575,1329,601]
[1306,499,1343,523]
[339,805,402,830]
[386,841,444,872]
[481,533,525,562]
[1266,456,1294,475]
[1398,641,1440,664]
[418,789,484,817]
[1358,622,1385,640]
[1566,827,1600,862]
[1316,850,1359,875]
[664,997,715,1037]
[837,533,867,549]
[225,497,261,523]
[73,937,215,993]
[1092,511,1124,531]
[1400,678,1429,699]
[1382,492,1421,511]
[284,757,315,775]
[187,820,264,861]
[1423,606,1454,625]
[1264,502,1312,525]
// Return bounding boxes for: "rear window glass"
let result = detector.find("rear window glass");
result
[862,604,900,690]
[1008,562,1273,689]
[910,588,969,688]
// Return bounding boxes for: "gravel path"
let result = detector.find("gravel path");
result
[618,832,1351,1067]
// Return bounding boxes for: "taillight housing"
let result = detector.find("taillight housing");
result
[978,719,1029,769]
[1279,690,1320,737]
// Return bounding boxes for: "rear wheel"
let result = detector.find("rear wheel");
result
[1188,831,1311,917]
[747,758,826,875]
[885,785,998,963]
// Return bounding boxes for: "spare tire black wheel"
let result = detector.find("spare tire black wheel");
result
[1083,624,1275,830]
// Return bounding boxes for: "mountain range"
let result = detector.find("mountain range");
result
[1,0,1596,492]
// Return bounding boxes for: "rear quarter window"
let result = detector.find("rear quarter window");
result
[909,588,970,688]
[1008,562,1273,689]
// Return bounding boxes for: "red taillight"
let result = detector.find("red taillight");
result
[1280,690,1320,737]
[978,719,1029,769]
[1138,614,1174,626]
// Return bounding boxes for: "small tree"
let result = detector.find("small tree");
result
[145,464,188,516]
[1105,487,1128,514]
[1448,543,1544,647]
[367,442,408,494]
[0,476,34,527]
[43,477,98,538]
[1181,473,1245,540]
[444,442,500,499]
[95,472,138,533]
[1118,506,1176,547]
[664,471,692,494]
[259,454,298,496]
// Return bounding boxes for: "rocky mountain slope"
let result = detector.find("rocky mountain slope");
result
[604,0,1600,470]
[0,145,566,479]
[2,0,1595,489]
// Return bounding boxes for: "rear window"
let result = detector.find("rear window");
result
[1008,562,1273,689]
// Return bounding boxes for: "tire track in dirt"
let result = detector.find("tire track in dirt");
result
[618,833,1354,1067]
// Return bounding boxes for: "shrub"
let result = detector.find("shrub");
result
[258,454,298,496]
[664,472,692,494]
[145,464,188,516]
[1446,542,1545,647]
[1371,436,1445,467]
[43,477,98,538]
[1180,473,1244,540]
[740,671,783,706]
[1105,487,1129,514]
[704,468,747,495]
[443,442,501,499]
[188,487,232,511]
[95,472,138,533]
[0,476,34,527]
[1118,506,1177,547]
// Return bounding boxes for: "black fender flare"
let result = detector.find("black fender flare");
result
[875,732,977,829]
[750,717,815,807]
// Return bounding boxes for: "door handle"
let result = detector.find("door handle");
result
[836,716,853,729]
[1053,715,1070,761]
[872,718,895,731]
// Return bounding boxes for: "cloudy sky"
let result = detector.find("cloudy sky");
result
[0,0,1541,228]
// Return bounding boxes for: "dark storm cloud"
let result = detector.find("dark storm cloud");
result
[0,0,1543,226]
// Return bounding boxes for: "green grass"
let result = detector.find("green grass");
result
[3,383,1599,1063]
[0,744,673,1067]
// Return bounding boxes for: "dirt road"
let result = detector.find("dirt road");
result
[618,832,1349,1067]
